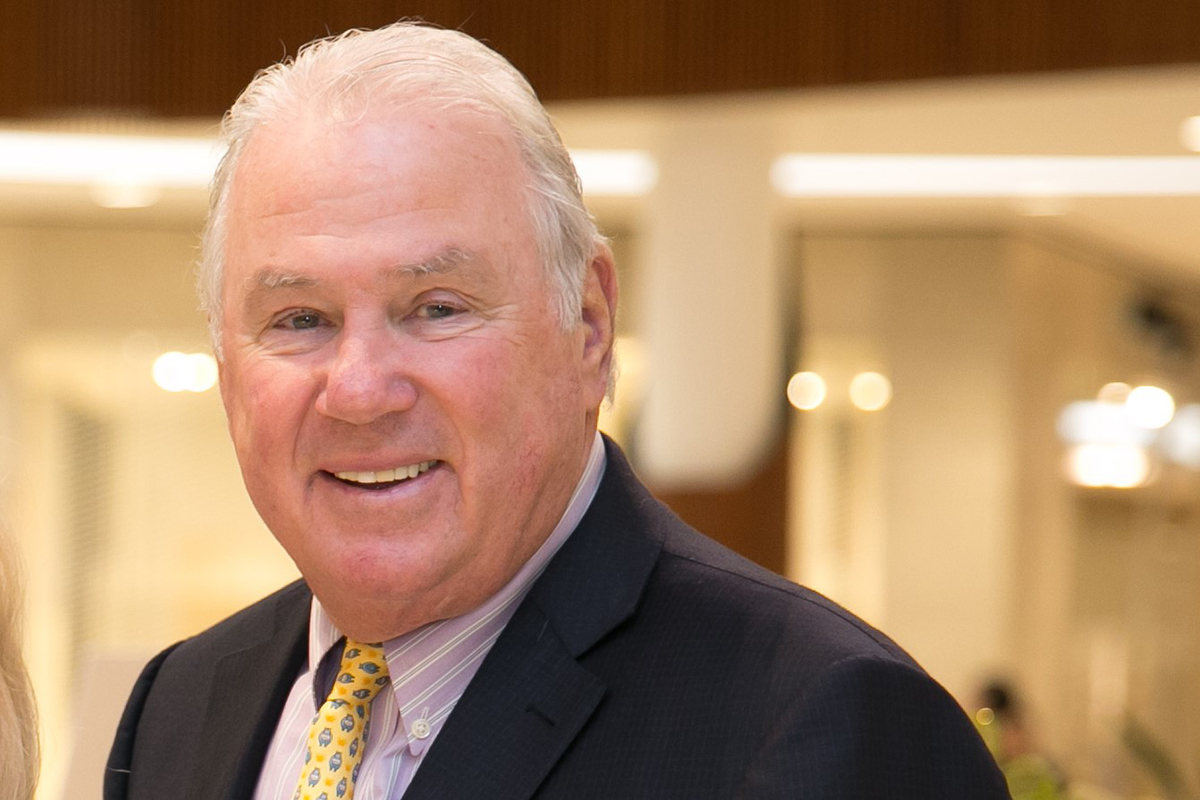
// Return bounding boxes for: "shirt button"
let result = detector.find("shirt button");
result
[412,718,431,739]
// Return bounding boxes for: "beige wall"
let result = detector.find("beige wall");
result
[1007,235,1200,794]
[791,234,1016,702]
[0,224,300,798]
[791,229,1200,796]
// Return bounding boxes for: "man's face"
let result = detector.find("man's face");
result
[217,107,614,640]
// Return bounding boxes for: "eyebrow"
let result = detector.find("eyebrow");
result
[249,247,482,292]
[253,271,317,290]
[392,247,478,278]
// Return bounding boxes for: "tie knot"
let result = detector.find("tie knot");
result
[333,640,390,704]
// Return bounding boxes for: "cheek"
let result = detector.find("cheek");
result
[220,370,252,452]
[435,345,569,491]
[492,349,585,470]
[224,362,312,459]
[473,347,574,436]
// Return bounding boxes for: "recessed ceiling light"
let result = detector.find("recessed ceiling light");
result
[787,371,826,411]
[848,371,892,412]
[771,154,1200,197]
[570,149,658,196]
[153,352,218,393]
[0,131,658,200]
[1180,115,1200,153]
[0,131,223,189]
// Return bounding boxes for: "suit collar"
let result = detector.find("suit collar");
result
[402,436,662,799]
[525,435,664,656]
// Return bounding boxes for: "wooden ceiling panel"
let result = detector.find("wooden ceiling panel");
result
[3,0,1199,119]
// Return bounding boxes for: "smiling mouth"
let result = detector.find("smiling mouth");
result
[330,460,438,490]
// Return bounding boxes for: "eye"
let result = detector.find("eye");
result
[419,302,461,320]
[277,311,324,330]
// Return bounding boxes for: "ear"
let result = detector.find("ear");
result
[579,244,618,405]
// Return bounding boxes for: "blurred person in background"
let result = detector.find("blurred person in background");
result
[105,20,1007,799]
[0,523,39,800]
[975,679,1068,800]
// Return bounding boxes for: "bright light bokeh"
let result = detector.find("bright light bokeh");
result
[770,153,1200,197]
[570,149,659,196]
[90,182,164,209]
[0,131,223,189]
[1125,385,1175,430]
[1065,443,1151,488]
[1057,400,1154,447]
[848,371,892,411]
[0,132,658,205]
[1097,381,1132,404]
[152,351,218,393]
[1160,404,1200,469]
[787,371,827,411]
[1181,115,1200,153]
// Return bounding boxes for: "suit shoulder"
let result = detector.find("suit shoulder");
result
[654,522,919,669]
[594,443,919,671]
[108,581,311,797]
[159,579,310,668]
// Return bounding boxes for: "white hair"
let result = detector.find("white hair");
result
[199,21,605,356]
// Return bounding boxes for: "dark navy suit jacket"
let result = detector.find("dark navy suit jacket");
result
[106,438,1009,798]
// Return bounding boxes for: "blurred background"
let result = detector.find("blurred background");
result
[4,1,1200,797]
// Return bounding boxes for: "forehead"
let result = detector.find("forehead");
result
[221,105,540,297]
[233,103,526,211]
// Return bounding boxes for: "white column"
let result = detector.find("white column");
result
[636,110,784,488]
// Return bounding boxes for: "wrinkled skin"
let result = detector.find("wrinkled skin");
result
[217,107,616,641]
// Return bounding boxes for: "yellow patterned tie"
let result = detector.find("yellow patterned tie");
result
[293,640,391,800]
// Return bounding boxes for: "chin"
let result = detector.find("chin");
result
[309,543,454,598]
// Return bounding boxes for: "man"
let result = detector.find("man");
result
[106,21,1008,799]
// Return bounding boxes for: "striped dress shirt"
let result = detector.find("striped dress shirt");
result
[253,432,607,799]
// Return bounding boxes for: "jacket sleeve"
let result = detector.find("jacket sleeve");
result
[103,643,183,800]
[734,655,1011,799]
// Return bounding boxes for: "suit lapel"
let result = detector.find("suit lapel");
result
[185,583,310,800]
[400,605,606,800]
[403,439,663,800]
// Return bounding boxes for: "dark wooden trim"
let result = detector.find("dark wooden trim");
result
[653,437,790,575]
[5,1,1200,118]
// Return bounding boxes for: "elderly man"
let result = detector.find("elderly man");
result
[106,22,1007,800]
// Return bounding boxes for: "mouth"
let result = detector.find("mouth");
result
[327,460,439,491]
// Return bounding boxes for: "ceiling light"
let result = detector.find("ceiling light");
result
[1097,382,1132,404]
[1065,443,1151,489]
[1125,385,1175,429]
[570,149,658,196]
[770,154,1200,197]
[1159,404,1200,469]
[1057,400,1154,447]
[787,371,826,411]
[0,131,657,201]
[848,371,892,411]
[153,352,218,393]
[0,131,223,191]
[1180,116,1200,153]
[90,182,164,209]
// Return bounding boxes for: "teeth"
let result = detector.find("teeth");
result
[335,461,434,485]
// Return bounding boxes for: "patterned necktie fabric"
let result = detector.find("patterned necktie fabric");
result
[293,640,391,800]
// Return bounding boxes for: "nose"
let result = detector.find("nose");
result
[315,324,418,425]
